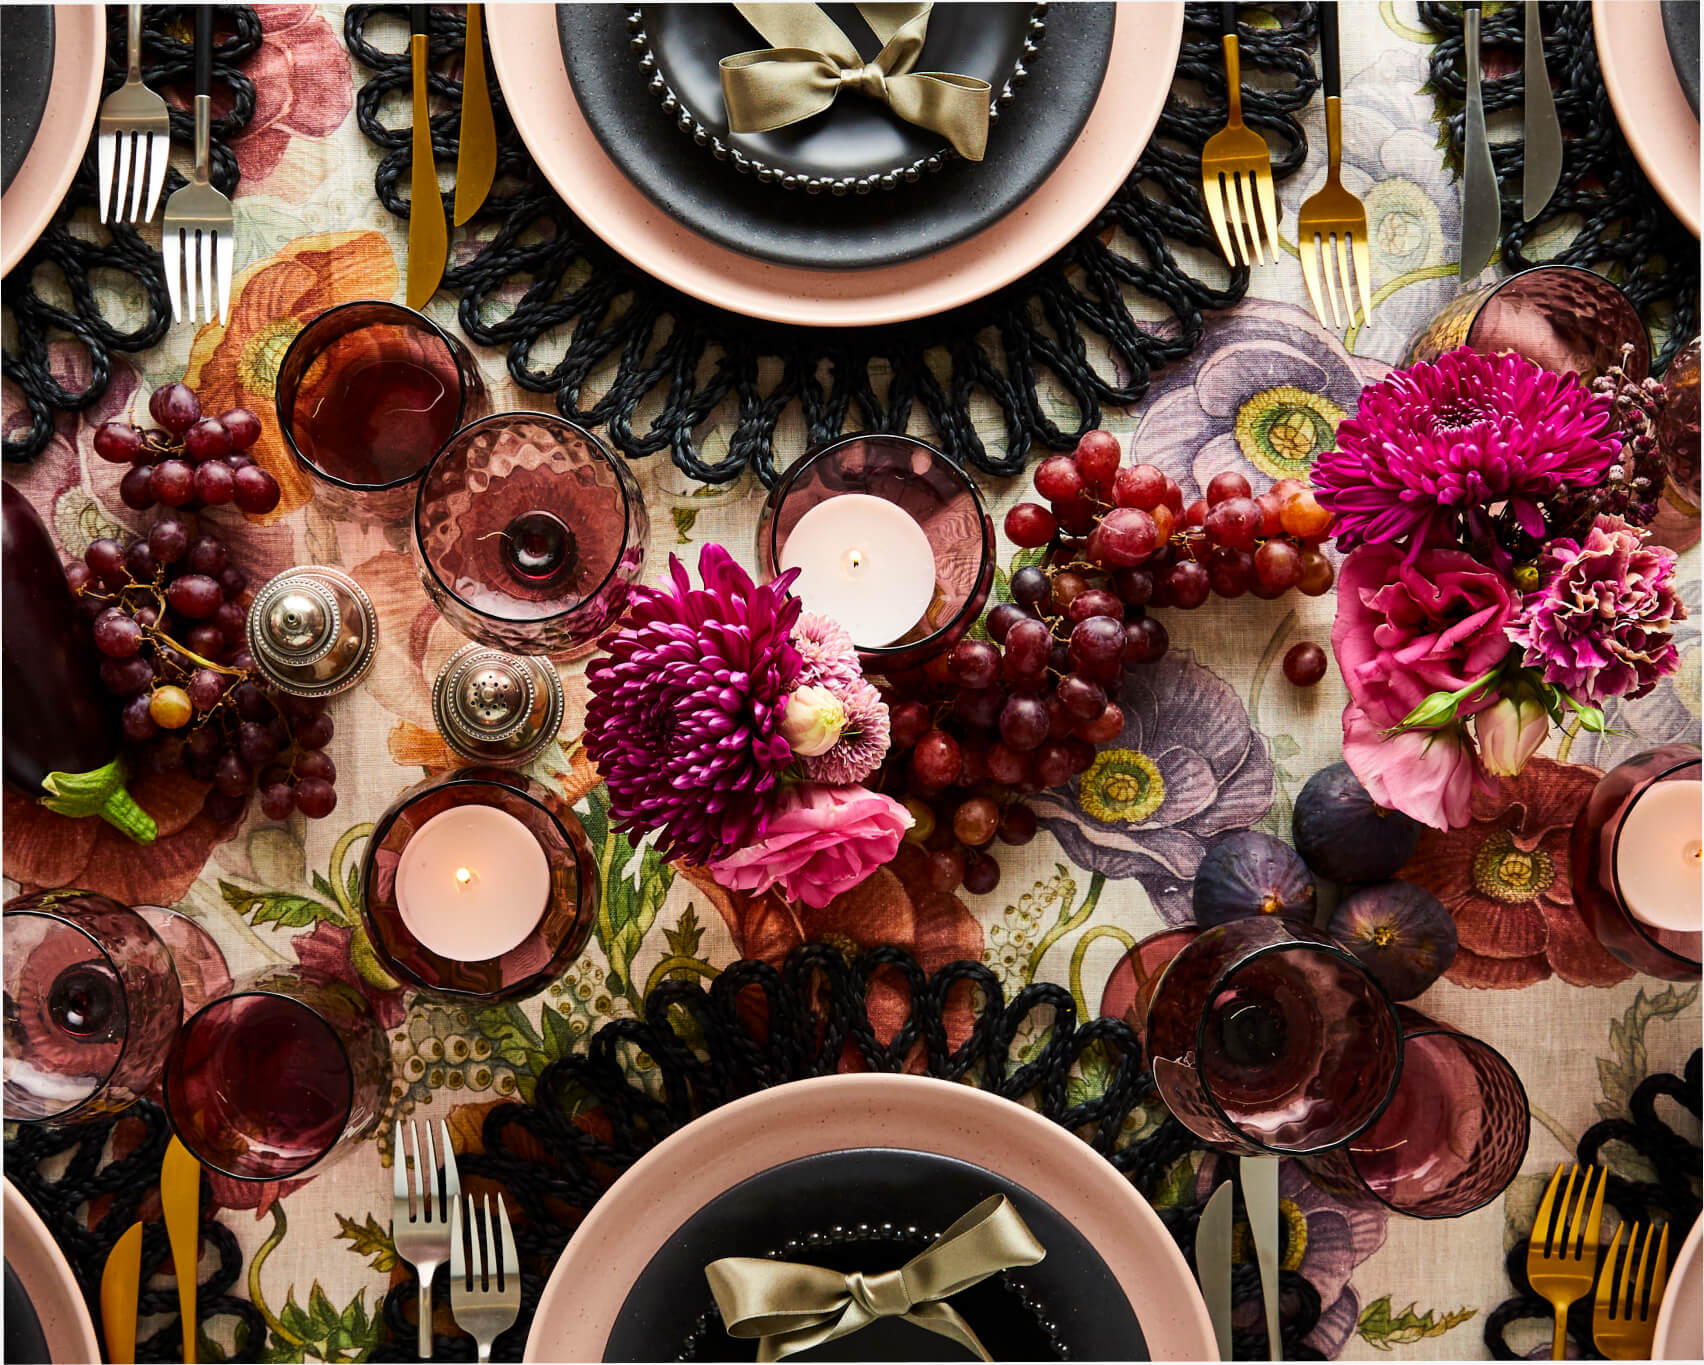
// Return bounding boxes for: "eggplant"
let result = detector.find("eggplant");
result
[2,483,155,842]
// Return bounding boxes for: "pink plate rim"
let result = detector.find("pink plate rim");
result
[1593,0,1700,238]
[485,3,1183,328]
[0,4,107,279]
[1654,1213,1702,1360]
[3,1177,102,1365]
[522,1072,1217,1362]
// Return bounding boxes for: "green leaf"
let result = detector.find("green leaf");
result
[311,870,338,906]
[1150,1154,1197,1210]
[1596,985,1699,1120]
[1270,734,1302,760]
[540,1001,581,1061]
[334,1211,397,1272]
[471,1003,544,1073]
[1356,1296,1477,1350]
[664,904,705,959]
[1066,1039,1118,1109]
[278,1290,313,1341]
[672,507,699,543]
[346,858,362,916]
[596,824,675,1008]
[219,879,344,932]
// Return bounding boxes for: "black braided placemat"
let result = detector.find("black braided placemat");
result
[345,3,1323,486]
[0,5,260,464]
[1417,1,1699,375]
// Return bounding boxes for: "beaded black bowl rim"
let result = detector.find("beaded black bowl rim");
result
[627,4,1047,196]
[676,1223,1070,1360]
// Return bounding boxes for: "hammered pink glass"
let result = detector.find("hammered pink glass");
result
[1144,916,1402,1156]
[414,412,648,657]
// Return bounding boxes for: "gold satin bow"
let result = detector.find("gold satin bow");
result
[703,1194,1045,1361]
[719,2,991,161]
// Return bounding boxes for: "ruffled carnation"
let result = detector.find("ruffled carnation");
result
[1314,347,1621,554]
[1507,515,1685,704]
[790,612,863,691]
[584,545,801,864]
[801,679,890,785]
[706,782,912,909]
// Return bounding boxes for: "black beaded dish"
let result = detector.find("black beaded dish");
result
[629,3,1046,196]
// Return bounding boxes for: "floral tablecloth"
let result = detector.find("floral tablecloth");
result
[3,4,1700,1361]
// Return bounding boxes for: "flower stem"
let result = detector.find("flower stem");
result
[1027,871,1104,983]
[1068,923,1135,1020]
[327,821,375,922]
[248,1203,304,1348]
[644,954,720,999]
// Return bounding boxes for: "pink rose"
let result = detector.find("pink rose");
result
[1332,544,1517,730]
[1342,703,1493,830]
[708,783,913,909]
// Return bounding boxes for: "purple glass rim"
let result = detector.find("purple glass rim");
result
[276,299,476,495]
[412,410,640,629]
[761,433,995,662]
[164,987,357,1181]
[1181,923,1405,1158]
[1608,753,1703,971]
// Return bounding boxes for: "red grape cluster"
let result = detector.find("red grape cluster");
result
[69,520,338,826]
[95,382,281,516]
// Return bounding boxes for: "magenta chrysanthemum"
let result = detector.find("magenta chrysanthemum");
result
[790,612,863,691]
[1314,347,1621,553]
[584,545,802,864]
[1506,515,1685,704]
[801,679,890,785]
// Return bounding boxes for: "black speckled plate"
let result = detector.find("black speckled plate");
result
[1663,0,1699,117]
[4,1261,51,1365]
[556,3,1114,269]
[1,6,55,193]
[604,1147,1146,1362]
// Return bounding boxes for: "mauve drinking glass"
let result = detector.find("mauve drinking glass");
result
[276,300,487,521]
[2,891,183,1124]
[1569,745,1702,981]
[1144,916,1403,1155]
[414,412,648,657]
[360,767,600,1001]
[163,972,390,1182]
[756,434,996,671]
[1302,1008,1529,1219]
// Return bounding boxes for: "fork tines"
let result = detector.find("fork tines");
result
[1298,220,1374,331]
[162,218,235,327]
[98,123,170,226]
[1203,165,1280,269]
[1532,1162,1606,1261]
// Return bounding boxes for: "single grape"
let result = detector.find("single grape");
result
[149,459,197,508]
[1167,560,1211,609]
[1050,570,1089,612]
[1003,618,1052,676]
[1009,565,1052,611]
[85,538,128,587]
[1057,673,1107,723]
[962,855,1001,896]
[998,694,1050,751]
[149,517,190,565]
[901,797,936,845]
[224,452,255,471]
[1076,702,1125,744]
[1150,503,1177,545]
[94,420,144,464]
[1033,739,1075,788]
[220,408,261,450]
[100,655,154,697]
[205,605,242,652]
[149,382,202,434]
[998,803,1038,845]
[184,418,231,462]
[213,752,253,797]
[953,687,1005,730]
[1204,497,1262,551]
[1095,507,1158,566]
[295,750,336,784]
[184,623,223,659]
[1044,694,1071,739]
[1206,470,1252,506]
[953,796,1000,847]
[186,668,226,711]
[1206,546,1255,598]
[217,566,248,599]
[185,535,228,577]
[1004,502,1057,548]
[1253,539,1303,593]
[236,720,280,767]
[1269,477,1307,504]
[93,608,144,659]
[1046,641,1071,677]
[1279,490,1334,540]
[1297,548,1335,596]
[194,461,236,506]
[1074,429,1122,491]
[889,700,931,748]
[986,742,1028,785]
[1122,615,1169,664]
[1161,478,1185,514]
[201,789,248,824]
[1066,588,1121,623]
[232,680,274,722]
[186,725,222,763]
[1054,497,1098,535]
[1033,455,1086,504]
[1184,497,1209,529]
[294,711,334,750]
[259,784,297,821]
[912,730,964,788]
[924,848,965,894]
[149,685,193,728]
[166,574,223,619]
[1062,737,1096,774]
[1067,616,1125,672]
[1113,463,1167,510]
[984,602,1026,644]
[1283,641,1329,687]
[229,648,255,672]
[65,561,93,594]
[232,465,282,515]
[119,694,158,743]
[1255,491,1285,538]
[1112,566,1155,607]
[133,604,159,629]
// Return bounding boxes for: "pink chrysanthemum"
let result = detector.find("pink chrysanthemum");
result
[1313,347,1621,554]
[801,679,891,785]
[1507,514,1685,704]
[790,612,863,691]
[585,545,802,864]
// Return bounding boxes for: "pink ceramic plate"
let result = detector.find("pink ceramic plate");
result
[1594,0,1700,238]
[1654,1214,1702,1361]
[0,4,105,279]
[522,1073,1217,1361]
[486,3,1183,327]
[3,1179,101,1364]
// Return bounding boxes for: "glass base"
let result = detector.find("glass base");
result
[135,906,232,1020]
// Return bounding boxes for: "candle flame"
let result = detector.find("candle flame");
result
[455,866,476,888]
[848,549,863,570]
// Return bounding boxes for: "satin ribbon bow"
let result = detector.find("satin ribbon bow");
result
[703,1194,1045,1361]
[719,2,991,161]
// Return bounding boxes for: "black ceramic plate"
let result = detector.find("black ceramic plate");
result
[1662,0,1699,117]
[636,4,1043,194]
[556,4,1115,270]
[4,1261,50,1365]
[1,6,55,194]
[603,1147,1147,1362]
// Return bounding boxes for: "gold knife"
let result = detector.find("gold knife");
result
[161,1137,202,1365]
[98,1222,143,1365]
[407,3,449,308]
[453,3,496,225]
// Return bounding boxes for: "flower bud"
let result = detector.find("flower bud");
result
[1474,693,1549,777]
[780,684,846,757]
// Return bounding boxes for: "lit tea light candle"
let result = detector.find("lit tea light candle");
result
[394,805,550,961]
[779,494,936,647]
[1616,778,1703,935]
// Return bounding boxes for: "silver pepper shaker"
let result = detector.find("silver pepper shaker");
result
[245,567,378,699]
[431,642,565,767]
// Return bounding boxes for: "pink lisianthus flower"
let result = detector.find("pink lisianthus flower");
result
[707,782,912,909]
[1342,704,1493,830]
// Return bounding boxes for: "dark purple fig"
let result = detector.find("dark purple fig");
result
[1191,831,1317,927]
[1293,762,1422,884]
[1329,881,1457,1000]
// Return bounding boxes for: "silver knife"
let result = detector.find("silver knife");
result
[1197,1183,1234,1361]
[1460,1,1500,278]
[1241,1155,1283,1361]
[1522,0,1562,219]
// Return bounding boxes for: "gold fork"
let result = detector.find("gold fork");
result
[1201,2,1280,267]
[1593,1221,1671,1360]
[1526,1163,1606,1360]
[1296,1,1372,330]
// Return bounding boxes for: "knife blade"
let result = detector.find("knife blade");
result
[1459,1,1499,278]
[161,1137,201,1365]
[1240,1155,1282,1361]
[453,3,496,225]
[98,1222,143,1365]
[407,3,449,308]
[1521,0,1562,219]
[1197,1183,1234,1361]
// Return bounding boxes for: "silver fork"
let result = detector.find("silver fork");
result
[451,1193,521,1364]
[391,1119,460,1360]
[162,5,234,325]
[97,4,170,225]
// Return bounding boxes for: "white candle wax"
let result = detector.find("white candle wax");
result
[779,494,936,647]
[1616,779,1703,935]
[395,805,550,961]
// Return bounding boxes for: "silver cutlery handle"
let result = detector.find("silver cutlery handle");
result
[417,1261,437,1359]
[193,94,211,185]
[126,4,143,82]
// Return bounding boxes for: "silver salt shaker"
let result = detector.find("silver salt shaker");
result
[431,642,565,766]
[245,567,378,699]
